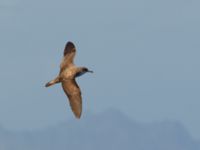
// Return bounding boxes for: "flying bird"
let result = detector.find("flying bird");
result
[45,41,93,118]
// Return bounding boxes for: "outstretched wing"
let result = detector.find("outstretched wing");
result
[61,79,82,118]
[60,41,76,72]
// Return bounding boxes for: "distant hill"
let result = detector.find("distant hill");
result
[0,110,199,150]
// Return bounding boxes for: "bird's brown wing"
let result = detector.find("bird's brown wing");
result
[61,79,82,118]
[60,42,76,72]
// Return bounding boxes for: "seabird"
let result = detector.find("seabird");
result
[45,41,93,118]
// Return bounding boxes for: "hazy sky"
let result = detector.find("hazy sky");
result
[0,0,200,139]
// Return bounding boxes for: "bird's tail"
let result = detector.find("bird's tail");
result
[45,77,60,87]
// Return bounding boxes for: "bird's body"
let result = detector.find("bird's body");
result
[45,42,93,118]
[60,66,87,80]
[60,66,77,80]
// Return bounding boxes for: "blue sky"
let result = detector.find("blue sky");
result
[0,0,200,139]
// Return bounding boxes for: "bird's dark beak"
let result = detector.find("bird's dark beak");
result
[88,70,93,73]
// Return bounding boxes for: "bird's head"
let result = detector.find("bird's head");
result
[82,67,93,73]
[75,67,93,78]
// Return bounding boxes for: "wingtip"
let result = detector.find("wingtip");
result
[75,116,81,119]
[66,41,75,48]
[45,82,49,87]
[74,113,81,119]
[45,81,53,87]
[73,111,82,119]
[64,41,76,56]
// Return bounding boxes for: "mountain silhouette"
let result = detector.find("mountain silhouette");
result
[0,109,199,150]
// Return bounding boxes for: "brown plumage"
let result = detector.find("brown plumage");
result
[45,41,93,118]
